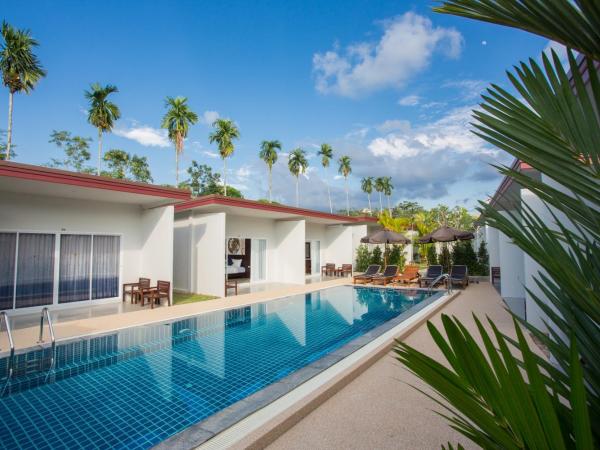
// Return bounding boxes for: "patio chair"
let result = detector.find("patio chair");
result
[418,265,443,288]
[449,265,469,288]
[321,263,336,277]
[394,265,420,285]
[353,265,381,284]
[337,264,353,277]
[491,266,501,284]
[141,280,171,309]
[122,277,150,303]
[371,265,399,286]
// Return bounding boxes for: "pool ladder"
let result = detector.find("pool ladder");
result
[426,274,453,295]
[0,311,15,397]
[38,307,57,383]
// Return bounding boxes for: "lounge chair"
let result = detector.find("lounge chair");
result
[394,265,420,284]
[449,265,469,288]
[337,264,353,277]
[371,265,399,286]
[418,265,443,288]
[353,265,381,284]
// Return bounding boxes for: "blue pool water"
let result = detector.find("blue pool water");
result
[0,286,435,449]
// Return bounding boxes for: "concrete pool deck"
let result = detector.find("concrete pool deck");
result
[228,281,531,450]
[1,278,351,352]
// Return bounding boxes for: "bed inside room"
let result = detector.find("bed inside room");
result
[226,237,251,282]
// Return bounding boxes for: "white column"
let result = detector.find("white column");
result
[485,225,500,272]
[274,219,306,285]
[191,212,226,297]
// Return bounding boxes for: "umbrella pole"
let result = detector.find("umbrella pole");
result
[384,243,388,268]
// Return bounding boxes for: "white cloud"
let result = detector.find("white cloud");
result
[367,105,496,160]
[376,119,411,133]
[443,79,488,101]
[200,110,220,125]
[543,40,570,69]
[421,101,447,109]
[114,125,170,147]
[398,95,420,106]
[344,126,370,140]
[312,12,463,97]
[203,150,220,159]
[481,40,487,46]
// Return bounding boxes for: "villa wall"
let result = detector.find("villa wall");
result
[0,191,174,311]
[274,219,306,285]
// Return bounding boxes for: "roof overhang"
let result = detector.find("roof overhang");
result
[487,159,540,212]
[0,161,191,208]
[175,195,379,225]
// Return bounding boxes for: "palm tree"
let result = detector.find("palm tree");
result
[0,21,46,160]
[259,140,281,202]
[374,177,385,213]
[84,83,120,175]
[382,176,394,214]
[317,143,334,213]
[361,177,374,213]
[209,118,240,196]
[338,155,352,215]
[161,96,198,185]
[288,148,308,207]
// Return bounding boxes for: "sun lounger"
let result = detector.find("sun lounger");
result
[353,265,381,284]
[449,265,469,288]
[394,265,420,284]
[418,265,443,287]
[371,265,399,286]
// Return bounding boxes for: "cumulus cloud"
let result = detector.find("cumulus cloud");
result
[443,79,488,101]
[398,95,420,106]
[114,125,170,147]
[313,12,463,97]
[200,110,220,125]
[376,119,411,133]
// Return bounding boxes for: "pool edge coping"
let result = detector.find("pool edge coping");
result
[153,287,460,450]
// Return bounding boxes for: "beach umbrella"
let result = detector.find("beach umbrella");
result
[418,226,474,243]
[361,229,410,267]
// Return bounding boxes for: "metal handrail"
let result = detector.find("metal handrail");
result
[38,307,56,382]
[426,273,453,295]
[0,311,15,396]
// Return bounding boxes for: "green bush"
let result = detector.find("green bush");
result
[439,244,451,273]
[477,241,489,276]
[370,246,383,267]
[426,244,437,265]
[452,241,478,275]
[355,244,371,272]
[388,244,405,270]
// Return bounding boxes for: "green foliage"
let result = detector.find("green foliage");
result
[370,246,383,267]
[355,244,371,272]
[209,118,240,160]
[0,129,16,160]
[477,241,489,276]
[161,96,198,184]
[398,2,600,449]
[101,149,153,183]
[48,130,92,172]
[426,244,437,265]
[388,244,405,269]
[180,161,242,198]
[439,244,451,273]
[317,143,333,168]
[85,83,120,133]
[451,241,478,275]
[392,201,425,218]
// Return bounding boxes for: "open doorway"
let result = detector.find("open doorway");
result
[305,240,320,276]
[226,237,267,284]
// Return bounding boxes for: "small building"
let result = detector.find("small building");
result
[173,195,378,297]
[0,161,189,313]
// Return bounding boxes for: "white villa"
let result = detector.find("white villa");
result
[173,195,378,298]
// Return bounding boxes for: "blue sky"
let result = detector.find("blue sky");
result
[2,0,556,212]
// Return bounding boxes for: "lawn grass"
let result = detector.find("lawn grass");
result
[173,292,218,305]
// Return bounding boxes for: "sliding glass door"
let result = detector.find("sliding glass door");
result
[15,233,56,308]
[59,235,92,303]
[251,239,267,282]
[0,233,17,310]
[92,235,120,300]
[310,240,320,275]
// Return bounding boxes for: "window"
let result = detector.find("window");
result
[0,232,121,311]
[15,233,55,308]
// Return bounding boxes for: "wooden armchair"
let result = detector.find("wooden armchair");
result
[337,264,353,277]
[321,263,336,277]
[141,280,171,309]
[122,277,150,303]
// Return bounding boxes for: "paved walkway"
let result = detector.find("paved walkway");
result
[249,282,524,450]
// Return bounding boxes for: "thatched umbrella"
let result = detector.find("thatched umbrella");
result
[418,226,474,243]
[361,229,411,267]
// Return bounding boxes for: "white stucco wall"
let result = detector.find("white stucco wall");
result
[485,225,500,271]
[0,191,173,311]
[274,219,306,285]
[498,211,525,299]
[324,225,354,266]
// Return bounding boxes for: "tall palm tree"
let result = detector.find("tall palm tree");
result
[161,96,198,185]
[383,176,394,214]
[374,177,385,213]
[209,118,240,196]
[259,140,281,202]
[361,177,374,213]
[85,83,120,175]
[317,143,334,213]
[288,148,308,207]
[0,21,46,160]
[338,155,352,215]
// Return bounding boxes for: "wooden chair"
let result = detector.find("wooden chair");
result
[122,277,150,303]
[336,264,353,277]
[321,263,336,277]
[491,266,501,284]
[353,265,381,284]
[394,265,420,285]
[141,280,171,309]
[371,265,399,286]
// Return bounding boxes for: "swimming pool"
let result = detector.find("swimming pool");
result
[0,285,441,449]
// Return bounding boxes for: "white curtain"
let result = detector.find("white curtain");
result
[59,235,92,303]
[0,233,16,310]
[251,239,267,281]
[92,236,120,300]
[15,233,55,308]
[310,241,320,275]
